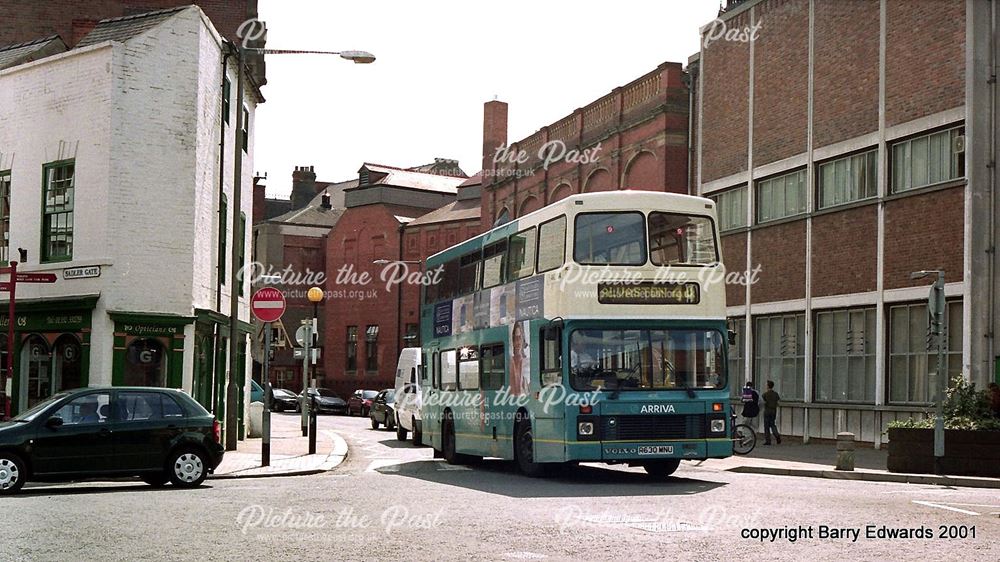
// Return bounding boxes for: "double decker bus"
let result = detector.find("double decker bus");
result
[419,191,731,478]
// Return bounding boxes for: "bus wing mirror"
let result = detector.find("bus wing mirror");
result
[727,330,737,346]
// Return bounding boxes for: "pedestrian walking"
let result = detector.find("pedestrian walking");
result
[762,380,781,445]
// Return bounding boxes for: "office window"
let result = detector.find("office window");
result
[754,313,805,401]
[222,76,231,125]
[536,215,566,273]
[814,307,876,403]
[241,106,249,153]
[711,186,748,232]
[346,326,358,371]
[42,161,75,262]
[891,127,964,193]
[365,325,379,371]
[818,149,877,209]
[756,169,806,223]
[0,171,9,264]
[888,301,963,404]
[727,317,746,399]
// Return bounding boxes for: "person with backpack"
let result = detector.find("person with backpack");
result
[740,381,760,421]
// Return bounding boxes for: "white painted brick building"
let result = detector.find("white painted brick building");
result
[0,6,258,434]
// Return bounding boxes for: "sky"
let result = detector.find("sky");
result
[255,1,720,199]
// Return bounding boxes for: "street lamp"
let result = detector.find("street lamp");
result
[300,286,323,439]
[911,269,946,474]
[224,42,374,451]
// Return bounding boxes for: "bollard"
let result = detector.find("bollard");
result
[308,398,318,455]
[835,432,855,471]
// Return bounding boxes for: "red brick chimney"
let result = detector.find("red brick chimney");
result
[482,100,509,186]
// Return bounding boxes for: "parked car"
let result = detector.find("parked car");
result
[270,388,300,412]
[347,389,379,417]
[0,387,224,495]
[250,380,264,403]
[302,388,347,415]
[393,348,423,445]
[369,389,395,430]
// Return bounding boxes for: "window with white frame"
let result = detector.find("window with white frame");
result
[756,169,806,223]
[754,313,805,401]
[42,160,75,262]
[890,127,964,193]
[727,317,746,399]
[814,307,876,403]
[888,301,963,404]
[711,186,747,232]
[817,149,877,209]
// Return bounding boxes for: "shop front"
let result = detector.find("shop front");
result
[0,296,98,414]
[109,312,194,389]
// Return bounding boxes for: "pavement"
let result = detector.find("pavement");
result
[697,437,1000,489]
[211,412,348,478]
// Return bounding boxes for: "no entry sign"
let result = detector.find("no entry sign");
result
[251,287,286,323]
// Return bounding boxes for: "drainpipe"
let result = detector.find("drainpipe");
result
[212,45,232,416]
[684,66,696,195]
[988,0,997,376]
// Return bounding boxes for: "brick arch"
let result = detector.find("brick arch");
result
[622,150,659,190]
[518,196,542,217]
[549,182,575,203]
[583,168,613,192]
[494,206,511,227]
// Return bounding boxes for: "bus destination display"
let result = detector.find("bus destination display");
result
[597,282,700,305]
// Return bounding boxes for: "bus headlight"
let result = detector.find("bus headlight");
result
[578,422,595,436]
[710,419,726,433]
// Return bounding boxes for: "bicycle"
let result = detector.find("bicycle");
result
[730,406,756,455]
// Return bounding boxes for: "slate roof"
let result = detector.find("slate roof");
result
[76,6,189,48]
[406,198,481,227]
[0,35,67,70]
[359,164,466,194]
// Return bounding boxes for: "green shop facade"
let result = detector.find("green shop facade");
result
[1,298,250,431]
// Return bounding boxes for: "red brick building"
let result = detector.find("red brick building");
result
[690,0,993,445]
[480,62,690,226]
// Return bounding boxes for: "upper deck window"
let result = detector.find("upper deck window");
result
[648,212,718,266]
[574,212,646,266]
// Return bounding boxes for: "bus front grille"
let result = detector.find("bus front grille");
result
[602,414,707,441]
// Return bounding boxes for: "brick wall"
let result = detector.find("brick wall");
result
[811,205,878,297]
[700,10,751,182]
[751,221,806,303]
[721,232,748,306]
[813,0,880,148]
[883,187,964,290]
[752,0,809,165]
[885,0,965,127]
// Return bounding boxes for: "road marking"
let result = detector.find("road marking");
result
[366,459,402,473]
[912,500,980,515]
[504,552,548,560]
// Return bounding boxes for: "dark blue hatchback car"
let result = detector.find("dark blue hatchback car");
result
[0,387,224,494]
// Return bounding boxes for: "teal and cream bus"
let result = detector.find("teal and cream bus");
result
[419,191,732,478]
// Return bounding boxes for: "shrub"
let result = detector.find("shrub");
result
[888,377,1000,431]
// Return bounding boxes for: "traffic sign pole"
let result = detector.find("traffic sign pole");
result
[251,287,287,468]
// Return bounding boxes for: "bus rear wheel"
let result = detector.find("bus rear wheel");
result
[514,419,547,478]
[442,416,463,465]
[643,459,681,479]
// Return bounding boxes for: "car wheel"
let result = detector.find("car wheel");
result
[396,416,408,441]
[386,415,395,431]
[643,459,681,479]
[0,452,26,495]
[168,448,208,488]
[371,416,379,430]
[412,417,422,446]
[141,473,168,487]
[514,416,547,477]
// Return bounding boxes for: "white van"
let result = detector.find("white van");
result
[393,347,423,445]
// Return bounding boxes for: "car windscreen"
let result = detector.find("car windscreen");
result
[362,390,379,399]
[274,389,295,398]
[316,389,339,398]
[385,390,395,402]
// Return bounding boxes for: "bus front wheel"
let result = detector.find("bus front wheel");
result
[514,419,547,478]
[642,459,681,479]
[442,416,462,465]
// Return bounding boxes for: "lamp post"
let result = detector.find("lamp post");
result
[373,259,422,356]
[224,41,374,451]
[910,269,946,474]
[300,287,323,441]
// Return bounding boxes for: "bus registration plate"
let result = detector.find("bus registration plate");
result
[638,445,674,455]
